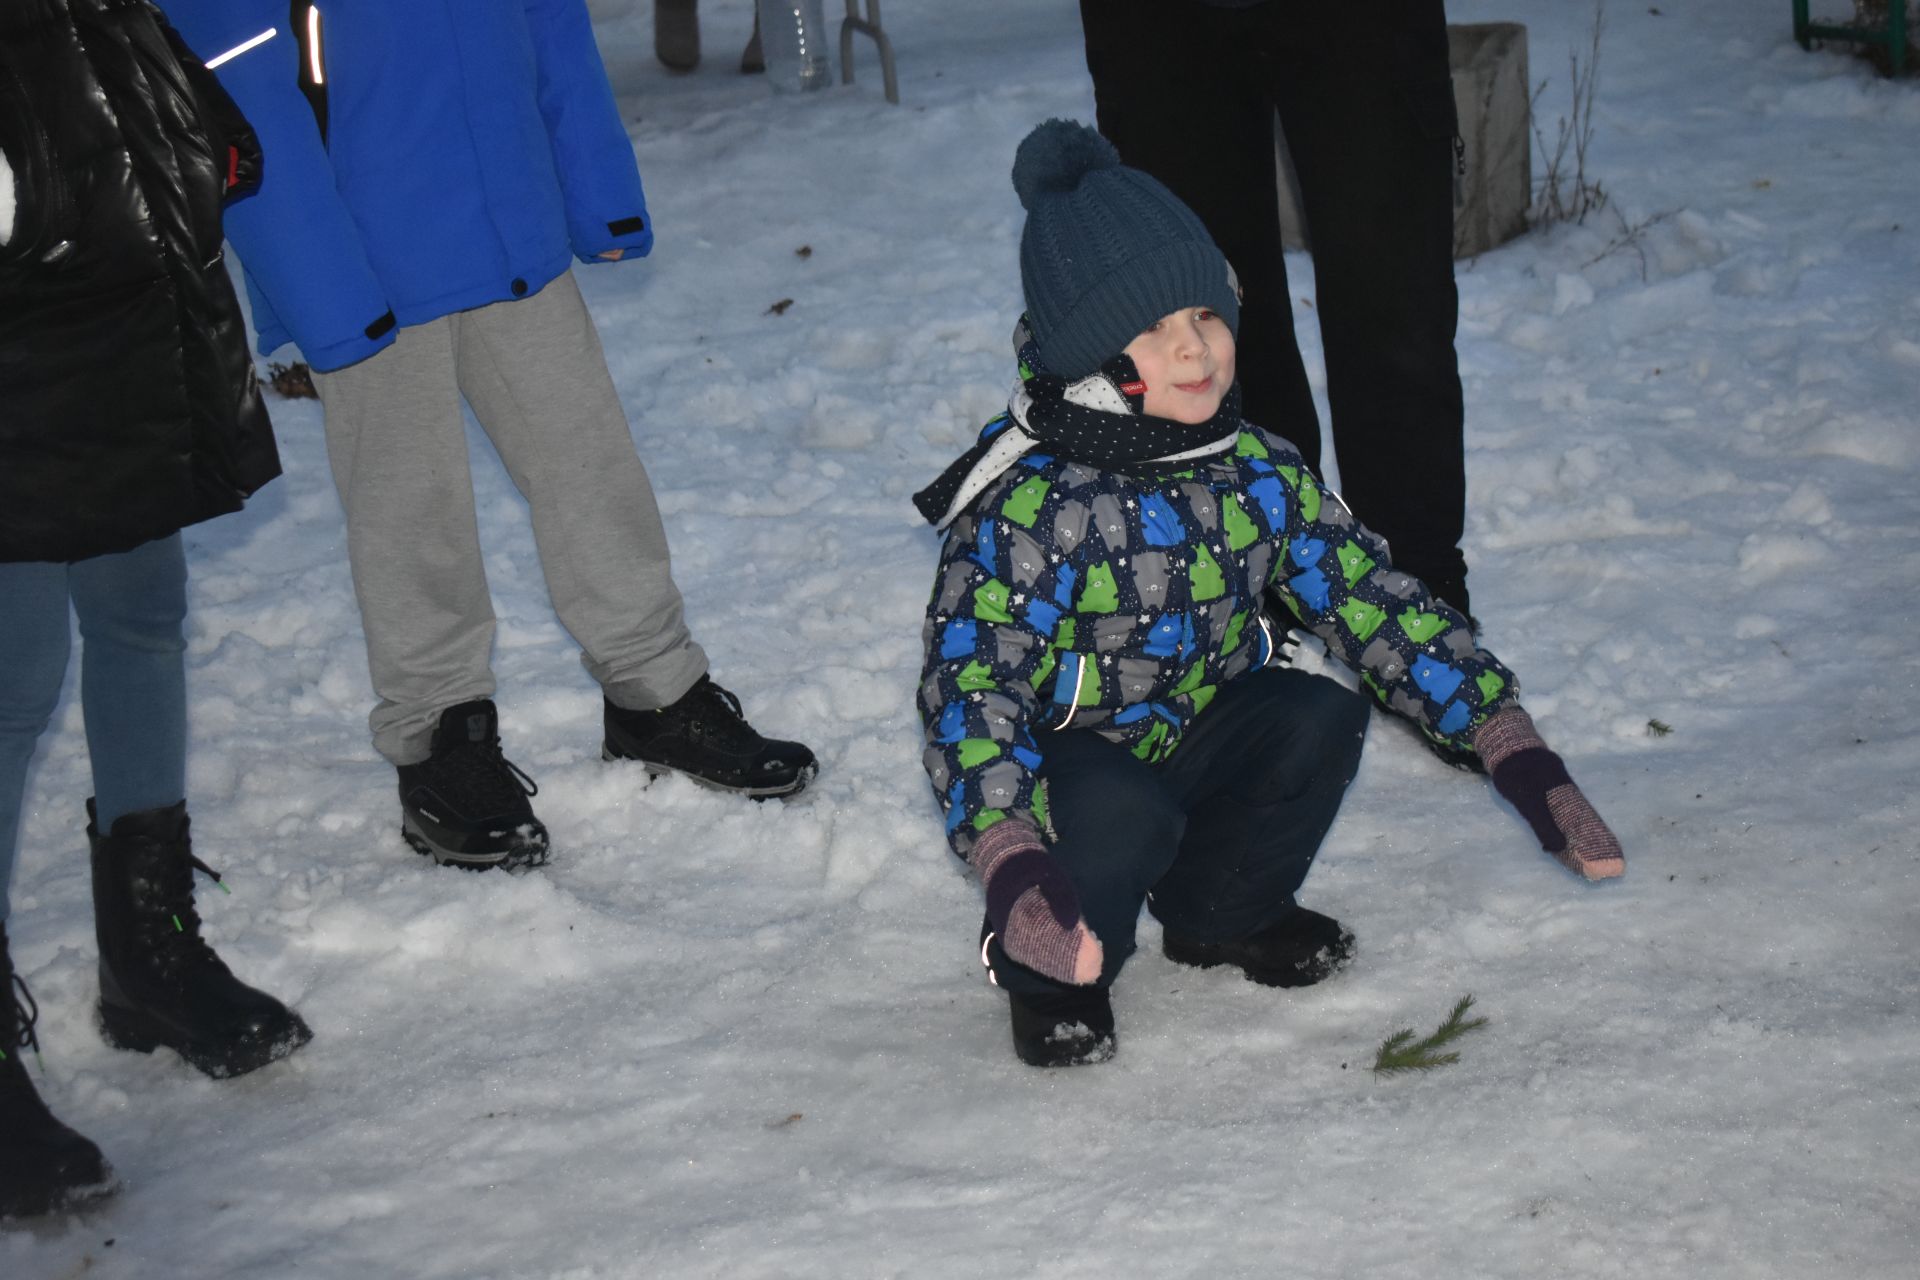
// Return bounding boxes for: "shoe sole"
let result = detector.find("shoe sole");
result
[401,815,548,871]
[98,1000,314,1079]
[601,748,816,800]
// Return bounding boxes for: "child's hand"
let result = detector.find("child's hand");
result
[971,822,1105,985]
[1471,706,1625,881]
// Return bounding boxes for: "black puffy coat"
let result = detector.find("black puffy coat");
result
[0,0,280,564]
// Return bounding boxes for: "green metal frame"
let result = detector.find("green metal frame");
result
[1794,0,1910,76]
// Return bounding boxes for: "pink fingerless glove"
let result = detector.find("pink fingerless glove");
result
[1472,706,1625,881]
[969,821,1104,985]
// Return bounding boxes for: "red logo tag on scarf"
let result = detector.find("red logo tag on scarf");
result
[1120,381,1147,397]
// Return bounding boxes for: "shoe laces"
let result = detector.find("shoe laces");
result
[433,733,540,814]
[4,968,42,1069]
[670,678,762,751]
[136,851,232,976]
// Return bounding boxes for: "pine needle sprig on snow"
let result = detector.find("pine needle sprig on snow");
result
[1372,995,1490,1075]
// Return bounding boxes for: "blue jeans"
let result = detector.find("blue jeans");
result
[0,535,188,921]
[991,666,1370,998]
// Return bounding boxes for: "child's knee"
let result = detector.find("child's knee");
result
[1065,781,1184,862]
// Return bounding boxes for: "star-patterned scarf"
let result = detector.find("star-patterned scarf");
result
[913,326,1243,530]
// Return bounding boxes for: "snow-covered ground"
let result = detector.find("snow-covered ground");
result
[9,1,1920,1275]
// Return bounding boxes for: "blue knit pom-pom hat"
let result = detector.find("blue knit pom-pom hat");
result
[1012,118,1239,380]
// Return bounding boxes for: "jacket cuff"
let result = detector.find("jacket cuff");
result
[573,212,654,263]
[967,818,1046,879]
[297,313,400,373]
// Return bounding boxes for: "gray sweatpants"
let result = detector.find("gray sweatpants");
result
[314,272,707,765]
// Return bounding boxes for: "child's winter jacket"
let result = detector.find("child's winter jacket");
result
[919,405,1517,861]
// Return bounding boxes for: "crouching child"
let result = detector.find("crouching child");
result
[913,120,1623,1068]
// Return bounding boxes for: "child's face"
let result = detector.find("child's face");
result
[1122,307,1236,424]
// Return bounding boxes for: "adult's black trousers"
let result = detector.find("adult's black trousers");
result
[1079,0,1471,615]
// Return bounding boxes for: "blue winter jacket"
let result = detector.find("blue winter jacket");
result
[165,0,654,371]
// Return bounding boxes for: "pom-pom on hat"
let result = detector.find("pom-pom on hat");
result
[1012,118,1239,380]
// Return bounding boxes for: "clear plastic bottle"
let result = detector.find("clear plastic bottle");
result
[754,0,832,93]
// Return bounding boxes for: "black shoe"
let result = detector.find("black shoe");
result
[397,700,550,869]
[981,921,1116,1067]
[88,803,314,1079]
[1162,904,1355,989]
[602,677,816,798]
[1,926,116,1221]
[1007,987,1116,1068]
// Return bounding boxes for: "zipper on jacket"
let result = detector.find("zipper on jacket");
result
[292,2,329,146]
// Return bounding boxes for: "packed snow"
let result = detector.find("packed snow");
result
[7,1,1919,1275]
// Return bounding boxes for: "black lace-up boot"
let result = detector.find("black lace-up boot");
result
[603,676,816,798]
[1,925,116,1220]
[397,699,550,869]
[89,802,313,1079]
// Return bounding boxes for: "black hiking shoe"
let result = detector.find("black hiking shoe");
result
[1,926,116,1220]
[1007,986,1117,1068]
[397,700,550,870]
[88,803,314,1079]
[602,677,816,798]
[1162,905,1355,989]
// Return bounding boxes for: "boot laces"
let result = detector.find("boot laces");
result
[140,852,230,975]
[436,733,539,814]
[676,678,761,751]
[5,969,41,1066]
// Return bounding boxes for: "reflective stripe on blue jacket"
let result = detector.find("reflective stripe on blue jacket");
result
[166,0,654,371]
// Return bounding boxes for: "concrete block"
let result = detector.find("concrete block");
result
[1275,22,1532,261]
[1448,23,1530,258]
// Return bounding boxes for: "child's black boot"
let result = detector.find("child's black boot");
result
[89,802,313,1079]
[984,925,1116,1066]
[1162,904,1355,988]
[1007,987,1117,1067]
[1,924,116,1220]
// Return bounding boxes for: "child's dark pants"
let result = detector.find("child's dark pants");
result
[988,667,1369,999]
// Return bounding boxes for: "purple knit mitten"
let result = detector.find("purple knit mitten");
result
[969,821,1104,985]
[1472,706,1625,881]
